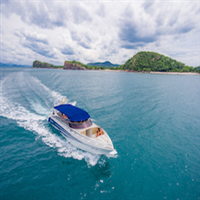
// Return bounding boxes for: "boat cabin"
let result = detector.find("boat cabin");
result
[53,104,92,129]
[53,104,104,138]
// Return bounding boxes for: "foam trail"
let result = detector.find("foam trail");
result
[0,77,101,166]
[31,102,50,116]
[23,76,66,113]
[31,77,77,107]
[31,77,65,102]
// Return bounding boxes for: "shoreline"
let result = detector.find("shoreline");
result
[32,67,199,75]
[149,71,199,75]
[99,69,200,75]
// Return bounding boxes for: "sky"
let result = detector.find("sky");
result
[1,0,200,67]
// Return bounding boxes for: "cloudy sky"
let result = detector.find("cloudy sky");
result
[1,0,199,67]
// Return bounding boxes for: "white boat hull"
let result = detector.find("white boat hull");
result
[48,115,116,155]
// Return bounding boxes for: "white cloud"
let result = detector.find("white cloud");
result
[1,0,199,67]
[15,29,49,44]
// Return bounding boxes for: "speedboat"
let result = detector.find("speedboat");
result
[48,103,116,155]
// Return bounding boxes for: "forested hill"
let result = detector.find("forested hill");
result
[32,60,110,70]
[32,60,63,68]
[120,51,198,72]
[32,52,199,72]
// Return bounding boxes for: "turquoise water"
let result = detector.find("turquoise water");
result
[0,67,200,200]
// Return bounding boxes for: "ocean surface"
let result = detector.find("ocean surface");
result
[0,67,200,200]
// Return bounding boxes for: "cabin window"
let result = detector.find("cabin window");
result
[69,119,92,129]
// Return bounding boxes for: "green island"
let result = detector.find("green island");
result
[33,51,200,73]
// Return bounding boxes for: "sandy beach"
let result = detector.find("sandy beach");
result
[99,69,199,75]
[149,72,199,75]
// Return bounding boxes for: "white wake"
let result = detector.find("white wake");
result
[0,74,100,166]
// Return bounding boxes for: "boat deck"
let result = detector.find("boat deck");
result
[52,114,113,147]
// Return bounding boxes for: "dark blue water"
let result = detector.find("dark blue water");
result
[0,67,200,199]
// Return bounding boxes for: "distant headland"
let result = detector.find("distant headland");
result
[87,61,120,68]
[32,51,200,74]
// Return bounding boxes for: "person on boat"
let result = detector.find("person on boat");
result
[62,114,67,119]
[96,128,103,137]
[62,98,66,104]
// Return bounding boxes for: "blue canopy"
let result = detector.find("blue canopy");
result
[54,104,90,122]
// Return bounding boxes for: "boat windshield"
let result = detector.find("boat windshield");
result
[69,119,92,129]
